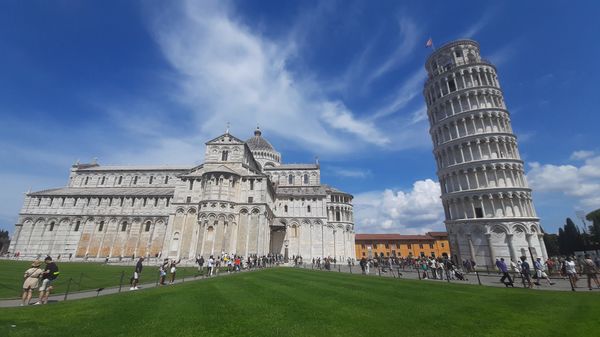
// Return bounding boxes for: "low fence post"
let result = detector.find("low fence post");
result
[118,271,125,293]
[475,271,482,285]
[63,277,73,301]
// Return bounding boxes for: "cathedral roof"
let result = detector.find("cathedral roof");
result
[264,164,318,170]
[322,184,352,196]
[28,187,175,197]
[77,165,192,172]
[245,127,276,152]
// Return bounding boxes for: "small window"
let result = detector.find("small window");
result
[429,244,434,249]
[74,221,81,232]
[109,198,113,207]
[166,198,170,207]
[250,179,254,190]
[307,205,311,213]
[143,198,147,207]
[186,196,192,203]
[284,205,288,213]
[120,198,124,207]
[385,244,389,249]
[121,222,127,232]
[475,207,484,218]
[37,198,42,206]
[98,221,104,232]
[288,175,293,185]
[248,197,253,203]
[407,244,412,249]
[419,244,424,249]
[145,221,151,232]
[154,198,158,207]
[85,177,89,185]
[118,176,123,184]
[49,222,55,232]
[221,151,228,161]
[165,176,169,184]
[373,244,377,249]
[133,176,138,185]
[189,180,194,190]
[149,176,154,184]
[101,176,106,185]
[441,243,445,248]
[455,50,462,58]
[361,244,365,249]
[303,174,309,184]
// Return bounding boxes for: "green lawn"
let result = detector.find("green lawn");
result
[0,260,201,299]
[1,268,597,337]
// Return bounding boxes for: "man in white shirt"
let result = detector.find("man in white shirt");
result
[207,256,214,277]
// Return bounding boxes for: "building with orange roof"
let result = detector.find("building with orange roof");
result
[355,232,450,259]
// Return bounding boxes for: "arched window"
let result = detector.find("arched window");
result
[291,225,298,238]
[164,176,169,184]
[118,176,123,185]
[336,211,341,221]
[170,232,180,251]
[149,176,154,184]
[121,222,127,232]
[288,175,294,185]
[98,221,104,232]
[101,176,106,185]
[145,221,151,232]
[303,174,309,184]
[133,176,138,185]
[49,222,55,232]
[74,220,81,232]
[307,205,311,213]
[222,151,228,161]
[206,226,215,241]
[284,205,288,213]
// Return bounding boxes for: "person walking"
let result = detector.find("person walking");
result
[21,260,43,306]
[564,256,579,288]
[159,259,169,286]
[534,257,555,286]
[196,255,204,274]
[207,255,214,276]
[520,256,533,288]
[169,259,181,285]
[35,256,59,304]
[496,258,514,287]
[582,254,600,290]
[130,257,144,290]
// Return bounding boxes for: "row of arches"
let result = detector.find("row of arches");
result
[425,65,499,106]
[434,136,520,170]
[442,191,536,221]
[31,196,172,209]
[439,162,527,194]
[431,110,512,145]
[72,173,178,188]
[327,205,353,223]
[428,89,506,124]
[427,42,481,76]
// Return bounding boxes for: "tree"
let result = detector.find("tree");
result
[0,230,8,239]
[543,233,559,257]
[557,218,585,255]
[586,208,600,249]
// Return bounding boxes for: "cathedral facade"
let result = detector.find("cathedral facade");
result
[9,129,356,262]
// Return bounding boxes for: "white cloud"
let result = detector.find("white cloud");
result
[458,6,498,39]
[145,0,390,155]
[527,155,600,209]
[366,16,420,85]
[353,179,445,234]
[328,166,371,178]
[370,68,426,120]
[570,150,594,161]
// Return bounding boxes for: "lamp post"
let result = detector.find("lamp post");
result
[284,239,289,263]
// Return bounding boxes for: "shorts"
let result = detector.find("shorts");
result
[133,272,139,280]
[39,279,54,291]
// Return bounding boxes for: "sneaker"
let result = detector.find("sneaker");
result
[130,287,135,291]
[549,282,555,285]
[134,287,139,290]
[33,302,41,305]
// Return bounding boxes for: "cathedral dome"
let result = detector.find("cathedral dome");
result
[246,127,276,152]
[245,127,281,168]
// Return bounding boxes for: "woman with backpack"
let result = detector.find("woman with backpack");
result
[21,260,43,306]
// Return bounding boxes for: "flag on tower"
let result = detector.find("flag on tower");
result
[425,37,433,48]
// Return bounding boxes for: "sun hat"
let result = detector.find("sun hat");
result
[31,260,42,267]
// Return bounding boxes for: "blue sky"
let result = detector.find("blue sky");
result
[1,1,599,235]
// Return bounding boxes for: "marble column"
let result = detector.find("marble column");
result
[485,233,495,266]
[538,234,548,260]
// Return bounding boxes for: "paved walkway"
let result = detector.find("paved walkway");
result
[0,267,268,308]
[295,263,595,292]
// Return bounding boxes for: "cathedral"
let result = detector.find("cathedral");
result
[9,128,356,262]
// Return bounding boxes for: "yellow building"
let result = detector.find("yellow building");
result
[355,232,449,259]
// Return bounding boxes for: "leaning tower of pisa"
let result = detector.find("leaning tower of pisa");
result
[423,40,547,267]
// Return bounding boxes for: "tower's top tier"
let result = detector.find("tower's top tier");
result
[425,39,491,79]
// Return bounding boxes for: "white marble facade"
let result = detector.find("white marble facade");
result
[423,40,548,267]
[9,128,356,262]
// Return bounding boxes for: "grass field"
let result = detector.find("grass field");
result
[1,268,598,337]
[0,260,201,299]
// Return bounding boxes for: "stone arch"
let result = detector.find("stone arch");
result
[239,208,249,215]
[251,208,261,214]
[187,207,197,214]
[176,207,185,215]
